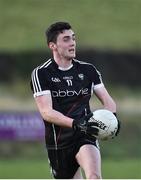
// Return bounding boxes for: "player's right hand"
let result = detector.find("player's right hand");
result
[72,113,99,136]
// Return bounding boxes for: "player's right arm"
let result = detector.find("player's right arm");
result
[34,93,73,128]
[35,93,98,136]
[31,67,73,127]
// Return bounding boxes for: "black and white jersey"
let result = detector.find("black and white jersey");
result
[31,58,104,149]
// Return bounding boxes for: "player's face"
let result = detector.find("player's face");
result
[55,29,76,60]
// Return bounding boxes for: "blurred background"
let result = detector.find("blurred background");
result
[0,0,141,178]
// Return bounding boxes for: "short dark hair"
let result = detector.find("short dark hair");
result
[45,22,72,44]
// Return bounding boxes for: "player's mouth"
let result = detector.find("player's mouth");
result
[68,48,75,53]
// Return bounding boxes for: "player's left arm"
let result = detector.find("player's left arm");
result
[94,86,121,135]
[94,86,116,113]
[89,64,116,112]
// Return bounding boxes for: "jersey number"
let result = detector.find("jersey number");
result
[66,80,72,86]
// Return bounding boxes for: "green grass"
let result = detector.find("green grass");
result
[0,159,51,179]
[0,0,141,51]
[102,159,141,179]
[0,158,140,179]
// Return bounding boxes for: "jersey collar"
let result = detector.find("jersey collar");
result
[52,58,74,71]
[58,64,73,71]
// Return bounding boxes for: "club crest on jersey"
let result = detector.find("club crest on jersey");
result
[78,74,84,80]
[51,77,61,82]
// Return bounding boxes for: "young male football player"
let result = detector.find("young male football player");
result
[30,22,120,179]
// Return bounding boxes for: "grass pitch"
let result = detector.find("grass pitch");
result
[0,158,140,179]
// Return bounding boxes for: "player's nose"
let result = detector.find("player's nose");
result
[70,39,76,47]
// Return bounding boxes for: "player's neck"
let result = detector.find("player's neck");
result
[53,53,73,69]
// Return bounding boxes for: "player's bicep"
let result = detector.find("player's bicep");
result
[94,86,109,102]
[35,93,73,127]
[94,86,116,112]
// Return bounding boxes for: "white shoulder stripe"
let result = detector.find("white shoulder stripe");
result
[32,69,38,92]
[35,67,42,91]
[39,58,52,69]
[73,59,92,66]
[31,67,41,93]
[31,59,52,93]
[44,60,52,68]
[31,70,36,92]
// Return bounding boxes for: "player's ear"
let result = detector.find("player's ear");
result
[48,42,56,50]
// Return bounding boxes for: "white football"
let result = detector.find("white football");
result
[89,109,118,140]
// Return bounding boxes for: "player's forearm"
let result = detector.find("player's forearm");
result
[40,108,73,128]
[35,95,74,128]
[103,97,116,112]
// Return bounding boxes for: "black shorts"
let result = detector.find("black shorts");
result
[47,137,99,179]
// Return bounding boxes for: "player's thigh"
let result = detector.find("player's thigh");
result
[75,144,102,178]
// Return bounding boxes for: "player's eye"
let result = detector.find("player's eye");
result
[63,37,69,42]
[63,36,75,42]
